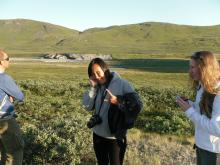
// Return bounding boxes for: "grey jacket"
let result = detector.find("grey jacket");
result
[83,72,134,139]
[0,73,24,118]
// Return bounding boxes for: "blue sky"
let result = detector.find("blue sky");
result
[0,0,220,31]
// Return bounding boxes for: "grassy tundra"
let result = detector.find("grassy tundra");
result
[7,59,196,164]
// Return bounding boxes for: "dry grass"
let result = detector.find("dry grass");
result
[124,129,196,165]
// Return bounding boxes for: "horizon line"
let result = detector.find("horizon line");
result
[1,18,220,32]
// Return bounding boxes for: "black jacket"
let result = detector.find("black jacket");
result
[108,92,143,140]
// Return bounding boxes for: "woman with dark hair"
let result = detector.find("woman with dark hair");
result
[176,51,220,165]
[83,58,138,165]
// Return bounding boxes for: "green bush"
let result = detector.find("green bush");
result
[16,80,94,164]
[13,80,194,164]
[136,86,194,135]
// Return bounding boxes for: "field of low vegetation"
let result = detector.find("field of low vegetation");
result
[6,59,196,164]
[3,19,220,165]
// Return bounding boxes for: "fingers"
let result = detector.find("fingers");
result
[176,97,184,103]
[89,79,95,84]
[176,98,191,111]
[106,89,114,97]
[89,77,97,87]
[176,98,186,107]
[9,96,14,103]
[105,89,119,105]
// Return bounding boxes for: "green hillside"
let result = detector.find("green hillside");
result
[0,19,220,57]
[0,19,79,55]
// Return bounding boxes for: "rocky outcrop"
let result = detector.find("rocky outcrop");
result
[43,53,112,60]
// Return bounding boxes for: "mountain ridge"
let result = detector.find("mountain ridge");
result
[1,18,220,57]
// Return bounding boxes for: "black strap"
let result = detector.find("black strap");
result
[197,84,201,91]
[200,92,216,118]
[193,144,197,150]
[93,77,112,115]
[96,87,108,115]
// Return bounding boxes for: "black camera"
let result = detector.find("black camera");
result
[87,114,102,128]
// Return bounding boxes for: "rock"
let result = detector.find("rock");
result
[43,53,113,61]
[56,54,67,60]
[66,53,83,60]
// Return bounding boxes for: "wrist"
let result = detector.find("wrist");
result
[89,87,97,97]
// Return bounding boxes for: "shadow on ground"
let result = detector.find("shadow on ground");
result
[110,59,189,73]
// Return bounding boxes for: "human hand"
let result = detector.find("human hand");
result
[9,96,14,103]
[106,89,118,105]
[176,97,191,112]
[176,95,188,101]
[89,76,98,87]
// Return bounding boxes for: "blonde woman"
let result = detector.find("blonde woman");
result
[176,51,220,165]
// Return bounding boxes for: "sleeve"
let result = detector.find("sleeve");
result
[122,79,135,94]
[185,95,220,137]
[3,75,24,101]
[188,100,195,107]
[82,87,97,111]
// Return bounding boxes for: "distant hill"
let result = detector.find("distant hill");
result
[0,19,220,57]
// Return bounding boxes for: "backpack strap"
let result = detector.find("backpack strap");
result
[200,92,216,119]
[207,93,216,118]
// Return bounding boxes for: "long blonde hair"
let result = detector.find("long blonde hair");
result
[190,51,220,118]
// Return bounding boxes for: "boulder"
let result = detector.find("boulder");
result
[43,53,113,60]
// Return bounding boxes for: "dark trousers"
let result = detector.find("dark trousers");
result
[93,133,126,165]
[0,118,24,165]
[195,145,220,165]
